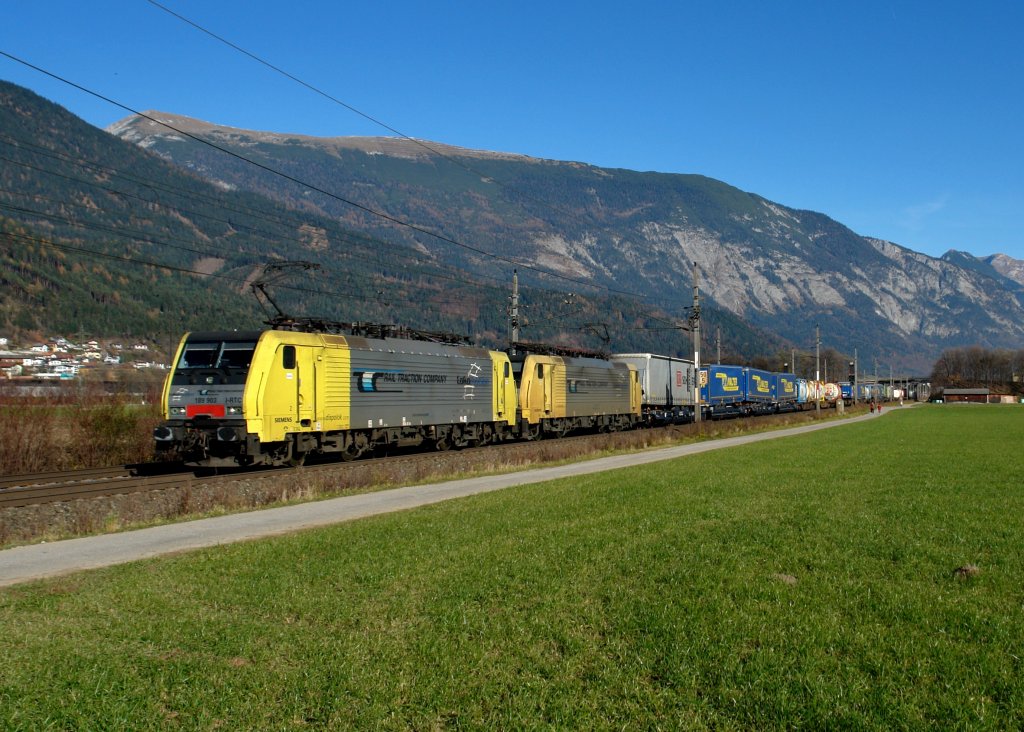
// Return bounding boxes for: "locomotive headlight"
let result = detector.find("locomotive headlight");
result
[170,406,186,416]
[227,406,242,415]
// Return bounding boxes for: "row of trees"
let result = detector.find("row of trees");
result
[930,347,1024,393]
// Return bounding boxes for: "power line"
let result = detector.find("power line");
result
[0,131,402,256]
[144,0,602,228]
[0,147,380,262]
[1,51,700,346]
[0,131,522,293]
[142,1,712,332]
[1,49,642,300]
[145,2,710,334]
[0,226,481,311]
[0,199,219,259]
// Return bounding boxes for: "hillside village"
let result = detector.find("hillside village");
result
[0,335,168,381]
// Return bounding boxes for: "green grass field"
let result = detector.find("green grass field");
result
[2,406,1022,729]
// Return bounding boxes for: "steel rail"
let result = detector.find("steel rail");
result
[0,466,133,490]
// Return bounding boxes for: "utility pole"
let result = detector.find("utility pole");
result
[508,269,520,356]
[854,347,858,406]
[715,326,721,365]
[815,324,821,415]
[791,348,796,375]
[692,262,702,426]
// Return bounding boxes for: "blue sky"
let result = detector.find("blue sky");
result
[2,1,1022,260]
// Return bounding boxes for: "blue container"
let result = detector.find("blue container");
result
[745,368,775,403]
[700,365,745,404]
[774,372,798,403]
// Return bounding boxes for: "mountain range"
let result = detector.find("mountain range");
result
[2,77,1023,372]
[107,111,1024,372]
[3,79,759,360]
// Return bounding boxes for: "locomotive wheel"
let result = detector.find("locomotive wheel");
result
[339,445,358,462]
[451,426,468,450]
[286,441,306,467]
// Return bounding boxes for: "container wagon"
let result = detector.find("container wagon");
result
[610,353,695,424]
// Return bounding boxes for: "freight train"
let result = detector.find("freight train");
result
[608,355,850,423]
[154,328,641,467]
[155,324,872,468]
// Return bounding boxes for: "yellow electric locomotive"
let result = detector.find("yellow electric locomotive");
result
[155,328,640,467]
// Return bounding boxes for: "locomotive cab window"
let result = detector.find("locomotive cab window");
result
[178,342,219,369]
[178,340,257,370]
[282,345,296,370]
[219,343,255,369]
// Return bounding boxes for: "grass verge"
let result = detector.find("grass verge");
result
[1,405,1022,728]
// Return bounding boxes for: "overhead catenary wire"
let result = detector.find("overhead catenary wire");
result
[0,196,231,260]
[0,132,525,294]
[0,186,514,303]
[0,227,491,311]
[0,167,509,311]
[141,1,704,334]
[0,52,698,342]
[144,0,604,229]
[0,49,644,302]
[0,132,430,265]
[0,148,417,270]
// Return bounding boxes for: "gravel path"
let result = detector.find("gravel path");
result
[0,409,891,587]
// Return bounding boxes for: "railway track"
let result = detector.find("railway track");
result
[0,465,199,509]
[0,411,850,550]
[1,412,829,512]
[0,429,638,510]
[0,466,134,490]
